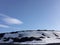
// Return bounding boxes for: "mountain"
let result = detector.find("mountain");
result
[0,30,60,45]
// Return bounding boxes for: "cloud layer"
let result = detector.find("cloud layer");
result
[0,24,9,28]
[0,14,23,28]
[3,17,23,25]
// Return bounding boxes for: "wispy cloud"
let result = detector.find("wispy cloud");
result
[3,17,23,25]
[0,14,23,29]
[0,14,23,25]
[0,14,9,18]
[0,24,9,28]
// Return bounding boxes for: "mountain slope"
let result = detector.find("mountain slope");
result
[0,30,60,44]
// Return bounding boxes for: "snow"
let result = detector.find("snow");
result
[0,30,60,44]
[3,33,19,38]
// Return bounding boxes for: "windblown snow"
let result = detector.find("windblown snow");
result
[0,30,60,44]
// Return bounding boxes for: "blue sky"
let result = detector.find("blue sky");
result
[0,0,60,33]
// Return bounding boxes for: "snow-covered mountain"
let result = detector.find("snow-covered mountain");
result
[0,30,60,44]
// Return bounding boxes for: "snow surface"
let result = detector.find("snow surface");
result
[0,30,60,44]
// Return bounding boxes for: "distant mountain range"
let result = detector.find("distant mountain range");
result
[0,30,60,45]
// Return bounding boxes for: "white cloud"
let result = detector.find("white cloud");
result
[3,18,23,25]
[0,24,9,28]
[0,14,23,25]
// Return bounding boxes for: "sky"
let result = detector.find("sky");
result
[0,0,60,33]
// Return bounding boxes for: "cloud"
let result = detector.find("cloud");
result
[0,14,9,18]
[0,24,9,28]
[0,14,23,25]
[3,18,23,25]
